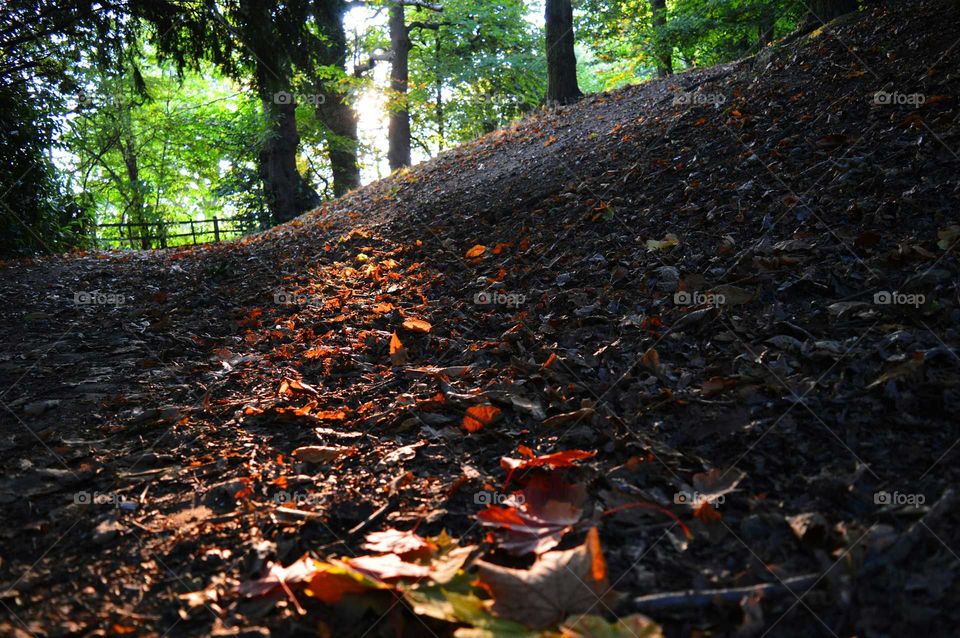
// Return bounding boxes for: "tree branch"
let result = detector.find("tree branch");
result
[397,0,443,11]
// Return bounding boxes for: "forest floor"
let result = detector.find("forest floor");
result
[2,2,960,637]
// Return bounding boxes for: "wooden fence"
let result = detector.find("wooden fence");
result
[95,215,262,249]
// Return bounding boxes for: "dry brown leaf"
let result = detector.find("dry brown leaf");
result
[291,445,356,463]
[476,528,611,628]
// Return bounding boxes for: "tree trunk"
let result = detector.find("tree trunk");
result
[257,72,320,224]
[319,95,361,197]
[259,94,320,223]
[242,0,319,225]
[545,0,582,105]
[314,0,361,197]
[388,2,412,171]
[650,0,672,77]
[435,36,444,152]
[758,6,775,47]
[805,0,858,27]
[119,136,149,250]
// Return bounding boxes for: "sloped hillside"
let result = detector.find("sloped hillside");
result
[1,2,959,636]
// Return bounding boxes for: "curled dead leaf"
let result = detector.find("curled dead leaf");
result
[291,445,356,464]
[401,317,432,333]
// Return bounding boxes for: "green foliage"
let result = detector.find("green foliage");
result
[61,54,265,248]
[577,0,804,83]
[0,82,93,257]
[406,0,547,150]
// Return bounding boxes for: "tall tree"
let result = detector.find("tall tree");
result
[133,0,320,224]
[314,0,361,196]
[383,0,443,171]
[239,0,320,222]
[388,2,414,170]
[545,0,581,104]
[649,0,672,77]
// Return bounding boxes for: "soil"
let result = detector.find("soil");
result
[2,2,959,636]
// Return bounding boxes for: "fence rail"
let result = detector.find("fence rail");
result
[95,215,261,249]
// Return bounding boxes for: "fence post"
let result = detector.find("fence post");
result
[213,218,221,243]
[190,220,197,245]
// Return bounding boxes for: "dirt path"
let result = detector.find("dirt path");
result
[2,2,960,636]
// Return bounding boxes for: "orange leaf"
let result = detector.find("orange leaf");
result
[465,244,486,258]
[305,570,369,604]
[586,527,606,581]
[389,332,408,366]
[401,318,432,333]
[693,501,722,523]
[463,404,502,432]
[500,448,596,476]
[640,348,660,371]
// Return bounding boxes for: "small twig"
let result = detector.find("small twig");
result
[628,573,820,613]
[347,497,396,536]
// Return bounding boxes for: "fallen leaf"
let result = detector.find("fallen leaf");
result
[402,317,432,333]
[645,234,679,251]
[463,404,502,433]
[500,448,596,476]
[291,445,356,464]
[278,378,320,397]
[465,244,487,258]
[304,562,387,604]
[389,331,408,365]
[701,376,737,397]
[640,348,660,371]
[938,226,960,250]
[477,474,587,555]
[238,556,319,598]
[346,553,431,582]
[560,613,664,637]
[476,528,611,628]
[363,528,436,559]
[693,500,722,523]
